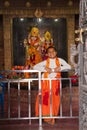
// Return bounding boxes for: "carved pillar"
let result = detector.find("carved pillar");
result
[79,0,87,130]
[67,15,75,63]
[3,15,12,70]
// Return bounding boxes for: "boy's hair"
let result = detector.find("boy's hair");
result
[46,46,57,53]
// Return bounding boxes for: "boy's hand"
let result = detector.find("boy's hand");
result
[45,66,61,73]
[54,67,61,72]
[45,67,52,73]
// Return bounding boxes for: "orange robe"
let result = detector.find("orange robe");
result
[35,58,61,124]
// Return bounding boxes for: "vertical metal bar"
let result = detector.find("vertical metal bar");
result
[50,79,52,117]
[69,78,72,117]
[38,71,42,126]
[18,81,20,118]
[59,78,62,117]
[28,80,31,125]
[8,81,10,118]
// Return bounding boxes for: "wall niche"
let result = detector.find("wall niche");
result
[12,17,67,66]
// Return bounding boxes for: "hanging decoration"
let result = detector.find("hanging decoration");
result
[34,8,43,18]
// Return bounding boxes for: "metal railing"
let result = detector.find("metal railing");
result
[0,70,79,126]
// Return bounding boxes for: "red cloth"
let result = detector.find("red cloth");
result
[43,92,49,105]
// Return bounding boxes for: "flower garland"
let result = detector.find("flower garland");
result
[11,66,30,79]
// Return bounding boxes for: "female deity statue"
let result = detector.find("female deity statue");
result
[24,27,42,68]
[41,31,54,60]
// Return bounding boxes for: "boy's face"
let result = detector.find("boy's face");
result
[47,48,57,59]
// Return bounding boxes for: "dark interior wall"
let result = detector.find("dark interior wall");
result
[12,17,67,66]
[0,15,4,69]
[0,15,3,47]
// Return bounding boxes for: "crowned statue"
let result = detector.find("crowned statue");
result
[24,27,42,68]
[41,31,54,60]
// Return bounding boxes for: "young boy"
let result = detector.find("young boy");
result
[33,46,71,125]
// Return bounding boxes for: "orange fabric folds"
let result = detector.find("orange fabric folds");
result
[35,58,61,119]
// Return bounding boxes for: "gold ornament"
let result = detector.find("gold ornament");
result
[25,2,31,8]
[44,31,52,41]
[34,8,43,18]
[4,1,10,7]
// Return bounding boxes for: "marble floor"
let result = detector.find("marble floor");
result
[0,118,79,130]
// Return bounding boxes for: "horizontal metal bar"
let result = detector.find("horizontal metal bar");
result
[0,116,78,121]
[0,69,75,73]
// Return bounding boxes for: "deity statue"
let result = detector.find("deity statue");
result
[24,27,42,68]
[41,31,54,60]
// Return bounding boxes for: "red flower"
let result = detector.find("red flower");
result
[70,75,78,84]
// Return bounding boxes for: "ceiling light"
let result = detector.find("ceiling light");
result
[54,19,58,22]
[38,18,42,22]
[20,18,24,21]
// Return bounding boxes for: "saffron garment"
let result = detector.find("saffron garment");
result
[33,58,71,124]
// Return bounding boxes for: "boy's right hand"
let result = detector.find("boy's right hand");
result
[45,67,52,73]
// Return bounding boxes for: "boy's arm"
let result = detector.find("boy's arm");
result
[59,58,71,71]
[33,61,46,72]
